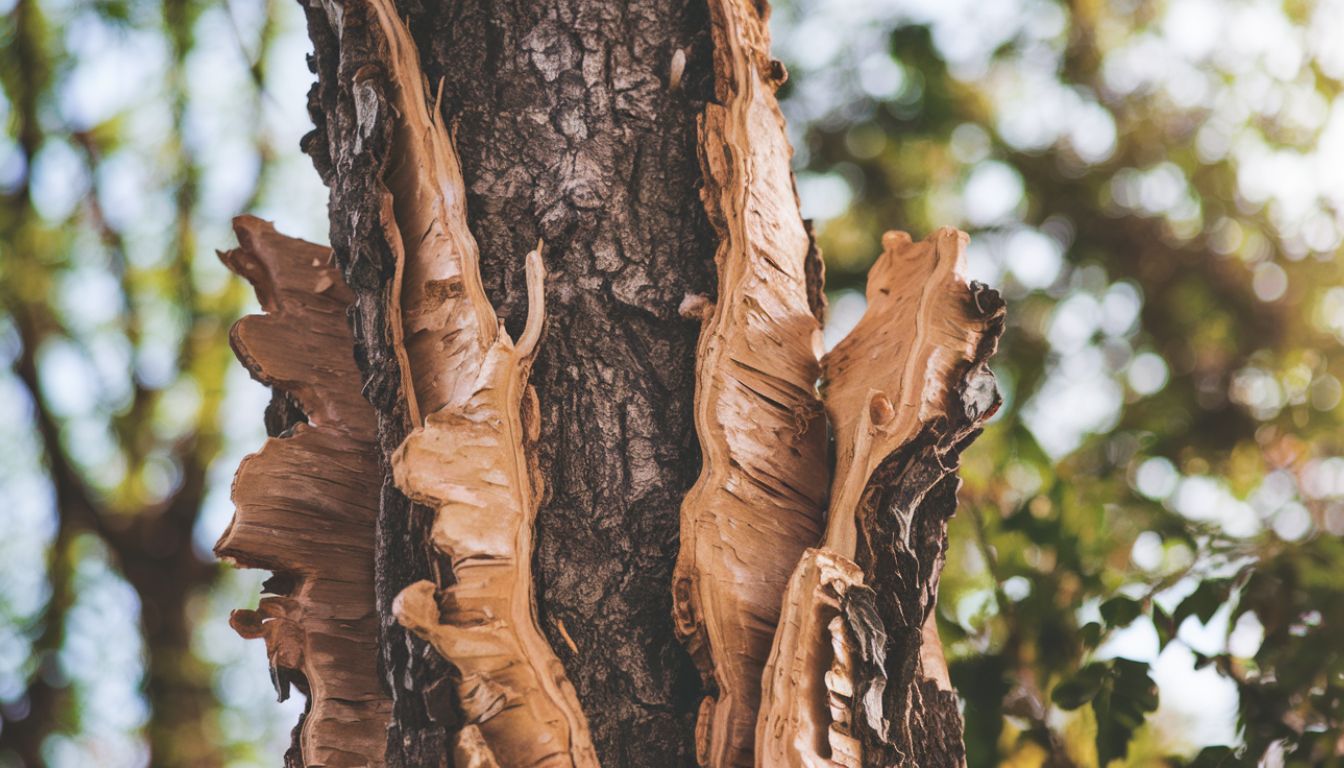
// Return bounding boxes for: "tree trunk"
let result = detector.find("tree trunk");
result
[300,0,712,764]
[216,0,999,766]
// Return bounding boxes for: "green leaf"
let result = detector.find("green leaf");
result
[1174,578,1234,627]
[1153,602,1176,650]
[1052,662,1106,710]
[1079,620,1103,649]
[1092,658,1158,766]
[1100,595,1143,629]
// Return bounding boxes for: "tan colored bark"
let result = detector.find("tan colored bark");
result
[214,216,391,768]
[363,1,597,764]
[820,229,994,554]
[454,726,503,768]
[756,549,865,768]
[757,229,1000,767]
[672,0,829,766]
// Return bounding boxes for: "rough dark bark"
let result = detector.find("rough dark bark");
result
[416,22,714,766]
[300,0,714,764]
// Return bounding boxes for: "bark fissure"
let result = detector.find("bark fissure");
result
[846,266,1005,766]
[402,1,717,763]
[286,0,1003,764]
[299,0,456,757]
[340,2,602,763]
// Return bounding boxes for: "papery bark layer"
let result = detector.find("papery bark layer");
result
[215,216,391,768]
[759,229,1003,767]
[363,1,599,764]
[672,0,829,765]
[300,0,715,758]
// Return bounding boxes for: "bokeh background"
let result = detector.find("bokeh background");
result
[2,0,1343,765]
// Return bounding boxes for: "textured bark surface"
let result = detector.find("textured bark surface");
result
[671,0,828,765]
[414,16,717,764]
[292,0,996,764]
[760,230,1003,768]
[358,1,598,760]
[300,5,456,760]
[215,216,392,767]
[837,230,1003,768]
[300,0,715,764]
[757,548,867,767]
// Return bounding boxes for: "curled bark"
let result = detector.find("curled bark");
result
[390,247,597,768]
[673,0,829,766]
[360,0,598,763]
[837,232,1003,766]
[759,229,1004,767]
[756,549,866,767]
[215,216,391,767]
[304,0,717,757]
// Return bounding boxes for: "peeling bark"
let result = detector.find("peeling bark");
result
[215,216,391,768]
[351,2,600,764]
[370,0,718,763]
[759,230,1004,767]
[297,0,457,760]
[757,549,866,767]
[285,0,999,764]
[301,0,715,758]
[672,1,828,767]
[388,245,596,765]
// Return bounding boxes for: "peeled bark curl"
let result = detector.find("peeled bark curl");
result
[215,216,391,767]
[362,0,598,764]
[672,0,829,766]
[758,229,1004,767]
[756,549,866,767]
[389,248,598,768]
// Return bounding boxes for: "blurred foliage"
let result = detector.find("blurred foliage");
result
[0,0,317,764]
[2,0,1344,765]
[774,0,1344,764]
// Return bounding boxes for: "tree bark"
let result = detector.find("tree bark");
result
[299,0,712,764]
[248,1,998,766]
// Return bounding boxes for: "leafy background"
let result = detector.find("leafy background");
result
[2,0,1342,765]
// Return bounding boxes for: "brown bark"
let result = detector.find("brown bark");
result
[839,232,1002,767]
[353,2,597,760]
[299,0,714,764]
[671,0,828,765]
[273,0,1000,765]
[215,217,392,767]
[759,230,1002,767]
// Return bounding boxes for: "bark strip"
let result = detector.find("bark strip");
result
[758,229,1004,767]
[215,216,392,768]
[757,548,867,767]
[672,0,829,766]
[300,0,717,760]
[389,247,598,767]
[360,1,599,764]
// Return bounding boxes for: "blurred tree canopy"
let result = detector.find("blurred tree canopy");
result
[772,0,1344,764]
[1,0,1343,766]
[0,0,318,763]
